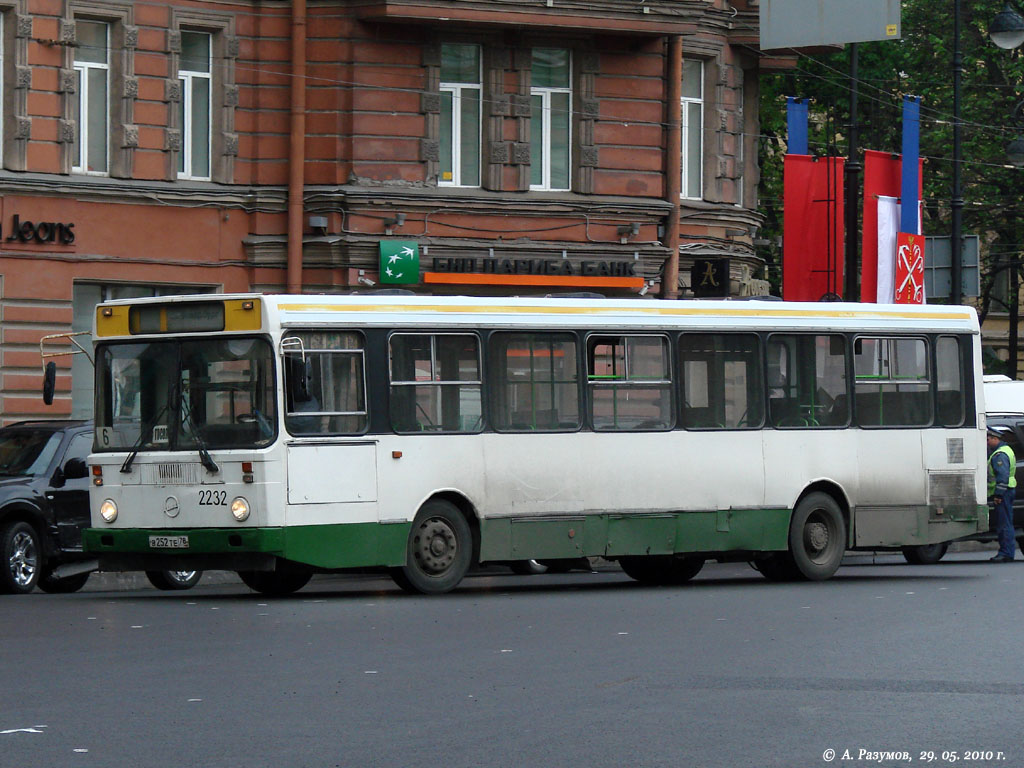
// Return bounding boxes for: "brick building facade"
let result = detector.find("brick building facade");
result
[0,0,783,421]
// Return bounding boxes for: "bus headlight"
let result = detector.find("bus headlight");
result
[100,499,118,523]
[230,497,250,522]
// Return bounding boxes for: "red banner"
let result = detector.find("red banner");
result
[862,150,925,302]
[782,154,845,302]
[894,232,924,304]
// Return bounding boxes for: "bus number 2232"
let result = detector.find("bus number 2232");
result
[198,489,227,506]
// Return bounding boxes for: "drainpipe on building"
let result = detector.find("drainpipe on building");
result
[287,0,307,294]
[662,35,683,300]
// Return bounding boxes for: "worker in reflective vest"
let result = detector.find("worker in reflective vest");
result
[987,426,1018,563]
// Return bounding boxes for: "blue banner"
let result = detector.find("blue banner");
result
[786,97,809,155]
[900,96,920,234]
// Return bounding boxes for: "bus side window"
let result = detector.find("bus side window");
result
[680,333,762,429]
[389,333,482,434]
[488,332,579,432]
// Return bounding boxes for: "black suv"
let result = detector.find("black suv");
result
[0,420,202,594]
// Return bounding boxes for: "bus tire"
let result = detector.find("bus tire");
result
[146,570,203,590]
[390,500,472,595]
[753,553,800,582]
[238,563,312,596]
[0,521,41,594]
[619,555,704,585]
[38,570,91,593]
[789,492,846,581]
[901,543,949,565]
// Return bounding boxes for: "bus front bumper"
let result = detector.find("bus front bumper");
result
[83,527,284,572]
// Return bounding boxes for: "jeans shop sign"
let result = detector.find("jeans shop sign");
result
[2,214,75,245]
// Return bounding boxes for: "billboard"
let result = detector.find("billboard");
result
[760,0,901,50]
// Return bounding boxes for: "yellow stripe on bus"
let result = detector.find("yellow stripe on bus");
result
[278,302,974,322]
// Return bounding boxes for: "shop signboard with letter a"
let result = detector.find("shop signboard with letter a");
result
[379,241,420,284]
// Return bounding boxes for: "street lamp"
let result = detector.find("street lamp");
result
[988,6,1024,376]
[990,2,1024,48]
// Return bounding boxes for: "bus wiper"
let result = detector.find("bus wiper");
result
[180,400,219,474]
[121,400,170,474]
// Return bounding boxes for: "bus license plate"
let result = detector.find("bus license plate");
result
[149,535,189,549]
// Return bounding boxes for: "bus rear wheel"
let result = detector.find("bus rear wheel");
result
[238,563,312,596]
[901,543,949,565]
[619,555,704,585]
[789,492,846,581]
[753,553,800,582]
[146,570,203,591]
[390,500,472,595]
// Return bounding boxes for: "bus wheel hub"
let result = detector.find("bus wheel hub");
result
[805,521,828,552]
[414,519,457,574]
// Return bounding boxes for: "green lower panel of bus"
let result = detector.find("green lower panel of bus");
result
[478,508,793,562]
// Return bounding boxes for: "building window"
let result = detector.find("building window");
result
[0,13,4,150]
[178,30,212,180]
[530,48,571,191]
[439,44,481,187]
[72,20,109,174]
[681,58,703,200]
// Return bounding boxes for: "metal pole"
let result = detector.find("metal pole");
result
[1011,256,1019,378]
[844,43,861,301]
[662,35,683,299]
[951,0,964,304]
[286,0,307,294]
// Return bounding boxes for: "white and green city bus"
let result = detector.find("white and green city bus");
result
[81,293,988,594]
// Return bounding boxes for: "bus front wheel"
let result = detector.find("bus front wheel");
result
[390,500,472,595]
[789,492,846,581]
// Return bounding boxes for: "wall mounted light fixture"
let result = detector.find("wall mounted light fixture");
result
[383,213,406,236]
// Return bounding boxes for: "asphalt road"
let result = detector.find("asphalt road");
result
[2,552,1023,768]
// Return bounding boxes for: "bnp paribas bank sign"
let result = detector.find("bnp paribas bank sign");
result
[379,241,419,284]
[760,0,900,49]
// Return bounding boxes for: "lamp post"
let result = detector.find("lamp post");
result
[989,6,1024,377]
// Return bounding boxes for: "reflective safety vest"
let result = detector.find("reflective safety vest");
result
[988,444,1018,496]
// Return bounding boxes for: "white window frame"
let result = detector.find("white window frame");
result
[681,58,704,200]
[439,44,481,188]
[72,20,110,175]
[0,14,4,150]
[530,49,572,192]
[178,31,212,181]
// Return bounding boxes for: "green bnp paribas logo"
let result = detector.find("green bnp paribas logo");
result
[379,241,420,284]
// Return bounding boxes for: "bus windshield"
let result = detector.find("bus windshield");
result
[95,337,277,451]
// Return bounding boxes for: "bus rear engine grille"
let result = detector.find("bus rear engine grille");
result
[928,472,976,506]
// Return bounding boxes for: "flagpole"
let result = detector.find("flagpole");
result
[844,43,860,302]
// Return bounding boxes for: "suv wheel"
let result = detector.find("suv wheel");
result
[1,521,41,594]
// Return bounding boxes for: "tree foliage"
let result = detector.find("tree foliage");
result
[758,0,1024,329]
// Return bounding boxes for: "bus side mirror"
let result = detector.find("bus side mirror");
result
[42,361,56,405]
